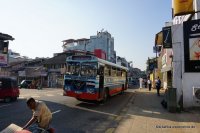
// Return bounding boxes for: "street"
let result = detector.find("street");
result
[0,88,134,133]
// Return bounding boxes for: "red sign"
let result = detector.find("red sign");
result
[0,54,7,66]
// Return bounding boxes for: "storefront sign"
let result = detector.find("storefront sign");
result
[162,26,172,48]
[173,0,194,16]
[153,46,162,53]
[183,19,200,72]
[0,53,7,66]
[155,31,163,45]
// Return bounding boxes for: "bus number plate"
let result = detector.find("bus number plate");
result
[75,91,82,94]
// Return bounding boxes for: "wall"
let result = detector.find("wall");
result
[161,48,173,89]
[172,24,200,108]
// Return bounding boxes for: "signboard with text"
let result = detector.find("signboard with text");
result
[162,26,172,48]
[183,19,200,72]
[0,53,8,66]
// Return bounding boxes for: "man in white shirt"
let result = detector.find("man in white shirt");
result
[23,97,52,133]
[147,78,152,91]
[139,78,143,89]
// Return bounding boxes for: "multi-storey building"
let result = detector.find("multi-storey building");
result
[62,30,116,63]
[0,33,14,67]
[8,49,30,63]
[0,33,14,76]
[151,0,200,109]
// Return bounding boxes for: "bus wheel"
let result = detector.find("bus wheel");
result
[4,97,11,103]
[76,98,81,101]
[12,97,17,101]
[102,89,109,103]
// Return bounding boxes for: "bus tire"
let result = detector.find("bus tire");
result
[12,97,17,101]
[4,97,11,103]
[76,98,81,101]
[102,88,109,103]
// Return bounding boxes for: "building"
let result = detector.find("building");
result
[0,32,14,76]
[116,56,128,67]
[42,50,94,88]
[151,0,200,109]
[62,30,116,63]
[160,48,173,90]
[42,52,67,88]
[15,58,48,87]
[8,49,31,63]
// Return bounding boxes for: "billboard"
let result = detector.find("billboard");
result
[183,19,200,72]
[155,31,163,45]
[173,0,194,16]
[162,26,172,48]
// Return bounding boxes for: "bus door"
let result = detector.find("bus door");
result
[98,65,104,99]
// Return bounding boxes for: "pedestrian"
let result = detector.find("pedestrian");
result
[144,79,147,88]
[155,76,161,96]
[23,97,52,132]
[139,78,143,89]
[147,78,152,91]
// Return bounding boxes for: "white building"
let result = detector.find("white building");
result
[62,30,116,63]
[171,0,200,108]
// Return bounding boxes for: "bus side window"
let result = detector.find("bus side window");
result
[111,67,117,77]
[117,68,121,77]
[122,71,126,77]
[104,66,108,76]
[104,65,111,76]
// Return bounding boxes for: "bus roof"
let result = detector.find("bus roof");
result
[97,58,128,71]
[66,55,128,71]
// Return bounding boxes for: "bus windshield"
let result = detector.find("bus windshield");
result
[66,62,80,76]
[81,62,97,77]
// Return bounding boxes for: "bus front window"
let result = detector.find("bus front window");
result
[66,62,80,76]
[81,62,97,77]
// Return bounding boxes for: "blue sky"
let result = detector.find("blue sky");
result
[0,0,172,70]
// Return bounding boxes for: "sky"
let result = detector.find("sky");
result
[0,0,172,71]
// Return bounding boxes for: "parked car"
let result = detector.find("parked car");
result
[0,77,20,103]
[19,80,32,89]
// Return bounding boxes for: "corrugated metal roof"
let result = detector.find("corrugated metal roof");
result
[0,33,14,41]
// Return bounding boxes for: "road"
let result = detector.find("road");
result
[0,88,134,133]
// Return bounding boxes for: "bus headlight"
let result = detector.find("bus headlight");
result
[87,88,95,94]
[65,86,71,91]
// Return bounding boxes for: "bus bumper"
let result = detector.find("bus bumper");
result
[64,91,99,100]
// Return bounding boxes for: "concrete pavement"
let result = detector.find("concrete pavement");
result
[114,88,200,133]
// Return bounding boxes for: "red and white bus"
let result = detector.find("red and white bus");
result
[63,54,128,102]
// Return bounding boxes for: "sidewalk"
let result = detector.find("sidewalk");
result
[114,88,200,133]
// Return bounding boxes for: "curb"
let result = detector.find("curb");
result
[105,91,136,133]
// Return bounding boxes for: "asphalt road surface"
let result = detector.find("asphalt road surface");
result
[0,88,134,133]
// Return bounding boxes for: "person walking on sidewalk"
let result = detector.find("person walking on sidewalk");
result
[139,77,143,89]
[155,77,161,96]
[147,78,152,91]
